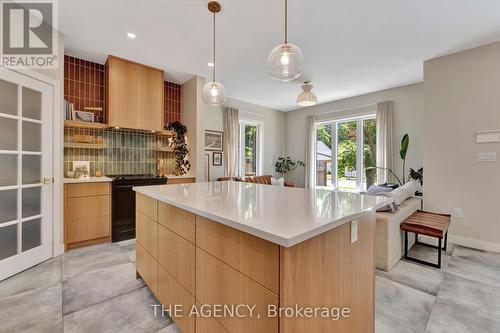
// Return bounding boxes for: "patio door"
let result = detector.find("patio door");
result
[0,69,53,281]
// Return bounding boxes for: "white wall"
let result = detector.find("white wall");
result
[424,41,500,251]
[205,97,286,180]
[181,76,206,180]
[285,83,424,187]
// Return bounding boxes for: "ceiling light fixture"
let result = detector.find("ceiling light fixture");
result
[267,0,303,82]
[297,81,317,106]
[202,1,226,106]
[126,32,136,39]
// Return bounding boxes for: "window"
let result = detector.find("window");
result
[239,120,262,177]
[315,116,376,191]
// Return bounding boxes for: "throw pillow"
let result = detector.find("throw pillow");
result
[271,177,285,186]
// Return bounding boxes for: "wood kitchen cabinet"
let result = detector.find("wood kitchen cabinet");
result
[105,55,164,131]
[64,182,111,250]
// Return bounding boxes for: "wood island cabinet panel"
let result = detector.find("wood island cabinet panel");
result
[158,202,195,243]
[167,177,195,185]
[136,212,158,259]
[157,265,195,333]
[195,305,230,333]
[106,55,163,131]
[279,212,376,333]
[136,193,158,222]
[196,248,279,333]
[157,224,195,294]
[136,243,158,295]
[196,215,280,294]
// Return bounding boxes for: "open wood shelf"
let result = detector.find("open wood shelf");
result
[154,146,175,152]
[156,130,175,136]
[64,142,106,149]
[64,120,109,130]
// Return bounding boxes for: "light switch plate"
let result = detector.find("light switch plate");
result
[477,152,496,162]
[351,220,358,244]
[453,208,463,218]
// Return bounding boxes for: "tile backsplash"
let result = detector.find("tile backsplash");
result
[64,127,175,176]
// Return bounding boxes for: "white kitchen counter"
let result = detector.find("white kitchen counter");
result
[63,176,113,184]
[134,181,389,247]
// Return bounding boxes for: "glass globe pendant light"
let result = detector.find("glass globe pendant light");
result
[267,0,304,82]
[202,1,226,106]
[297,81,317,106]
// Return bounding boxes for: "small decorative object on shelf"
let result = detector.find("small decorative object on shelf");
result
[170,121,191,175]
[275,156,305,177]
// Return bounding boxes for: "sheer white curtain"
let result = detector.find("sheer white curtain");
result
[376,101,394,184]
[304,115,316,188]
[223,107,239,177]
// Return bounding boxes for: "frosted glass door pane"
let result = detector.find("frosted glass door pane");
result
[22,155,40,185]
[0,79,18,116]
[0,190,17,223]
[0,224,18,260]
[22,187,41,218]
[0,154,17,186]
[22,219,41,251]
[22,122,41,152]
[0,118,17,150]
[22,87,41,120]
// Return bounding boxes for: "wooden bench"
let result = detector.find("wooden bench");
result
[401,210,451,269]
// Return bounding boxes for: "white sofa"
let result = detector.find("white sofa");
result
[375,197,421,271]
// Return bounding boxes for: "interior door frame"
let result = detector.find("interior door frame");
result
[8,68,64,258]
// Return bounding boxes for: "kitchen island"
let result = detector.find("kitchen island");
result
[133,181,388,333]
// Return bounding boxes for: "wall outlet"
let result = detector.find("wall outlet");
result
[351,220,358,244]
[477,152,496,162]
[453,208,463,218]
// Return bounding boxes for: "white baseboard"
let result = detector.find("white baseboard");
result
[448,234,500,253]
[415,234,500,254]
[54,244,65,257]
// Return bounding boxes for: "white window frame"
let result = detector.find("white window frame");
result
[238,119,263,177]
[315,114,376,192]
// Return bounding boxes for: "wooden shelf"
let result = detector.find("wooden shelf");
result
[64,120,108,130]
[156,130,175,136]
[154,147,175,152]
[64,142,106,149]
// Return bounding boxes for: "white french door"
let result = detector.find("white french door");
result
[0,69,53,281]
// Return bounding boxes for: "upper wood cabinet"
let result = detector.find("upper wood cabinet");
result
[105,55,164,131]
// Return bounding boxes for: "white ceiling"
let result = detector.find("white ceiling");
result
[61,0,500,111]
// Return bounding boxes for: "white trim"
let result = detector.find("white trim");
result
[238,119,263,177]
[21,151,43,155]
[0,150,17,154]
[0,220,19,228]
[0,113,18,120]
[21,215,43,223]
[21,117,43,124]
[448,234,500,254]
[0,185,19,191]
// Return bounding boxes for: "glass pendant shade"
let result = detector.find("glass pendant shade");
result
[268,43,304,82]
[202,81,226,106]
[297,82,317,106]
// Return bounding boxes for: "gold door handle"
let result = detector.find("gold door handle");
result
[41,177,54,185]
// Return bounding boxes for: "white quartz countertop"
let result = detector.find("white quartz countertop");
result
[63,177,113,184]
[134,181,389,247]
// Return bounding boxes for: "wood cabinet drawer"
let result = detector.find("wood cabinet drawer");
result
[88,215,110,239]
[157,265,195,333]
[136,211,157,259]
[66,218,88,243]
[66,195,110,220]
[136,193,158,221]
[196,216,279,294]
[157,224,195,294]
[158,202,195,243]
[196,248,278,333]
[65,183,110,198]
[137,243,157,295]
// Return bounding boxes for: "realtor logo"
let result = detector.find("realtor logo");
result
[1,0,58,69]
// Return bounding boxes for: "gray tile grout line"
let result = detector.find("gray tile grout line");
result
[376,312,420,333]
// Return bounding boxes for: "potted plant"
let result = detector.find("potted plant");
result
[275,157,305,178]
[400,134,409,184]
[170,121,191,176]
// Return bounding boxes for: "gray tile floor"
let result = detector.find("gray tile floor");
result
[1,240,500,332]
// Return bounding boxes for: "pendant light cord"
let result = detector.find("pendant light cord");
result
[213,11,216,82]
[284,0,288,44]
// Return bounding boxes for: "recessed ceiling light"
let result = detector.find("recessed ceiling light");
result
[126,32,136,39]
[207,62,214,67]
